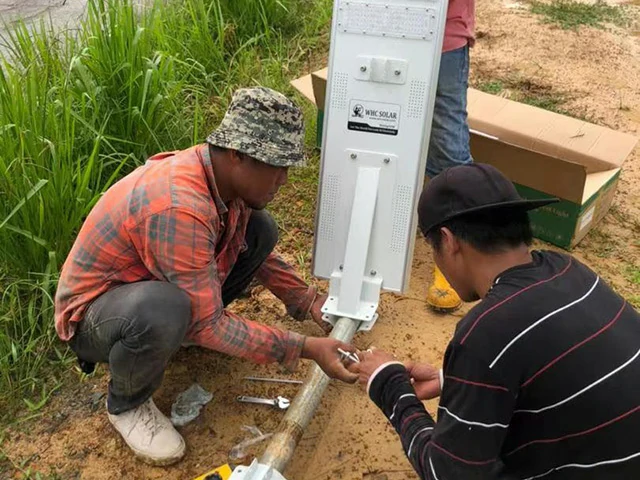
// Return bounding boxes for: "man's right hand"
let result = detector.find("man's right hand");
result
[301,337,359,383]
[405,361,441,400]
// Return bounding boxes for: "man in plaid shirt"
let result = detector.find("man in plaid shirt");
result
[54,87,357,466]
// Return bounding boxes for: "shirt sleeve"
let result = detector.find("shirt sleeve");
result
[368,343,518,480]
[127,207,304,371]
[255,252,317,321]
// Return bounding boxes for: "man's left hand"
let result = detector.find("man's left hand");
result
[347,347,400,389]
[309,293,332,334]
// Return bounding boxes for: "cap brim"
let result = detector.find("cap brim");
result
[422,198,559,235]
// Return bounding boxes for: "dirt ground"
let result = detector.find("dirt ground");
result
[1,0,640,479]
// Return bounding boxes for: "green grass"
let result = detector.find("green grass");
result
[0,0,332,419]
[476,80,504,95]
[624,265,639,309]
[626,266,640,286]
[530,0,628,30]
[473,76,602,121]
[475,77,570,113]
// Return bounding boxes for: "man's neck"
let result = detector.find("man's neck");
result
[208,147,235,204]
[470,246,533,298]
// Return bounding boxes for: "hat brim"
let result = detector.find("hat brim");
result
[206,130,306,168]
[421,198,559,235]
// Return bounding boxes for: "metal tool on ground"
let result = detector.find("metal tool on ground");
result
[228,0,446,477]
[243,376,303,385]
[236,396,291,410]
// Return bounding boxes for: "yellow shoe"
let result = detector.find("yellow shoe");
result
[427,266,462,313]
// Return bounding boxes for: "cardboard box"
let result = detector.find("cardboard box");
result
[291,68,638,249]
[290,68,329,149]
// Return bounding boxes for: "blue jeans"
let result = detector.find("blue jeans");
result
[425,44,473,178]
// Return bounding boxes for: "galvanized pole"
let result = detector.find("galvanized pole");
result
[258,317,360,473]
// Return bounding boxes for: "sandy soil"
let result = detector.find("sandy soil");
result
[1,0,639,479]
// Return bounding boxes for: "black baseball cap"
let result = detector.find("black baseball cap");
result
[418,163,559,235]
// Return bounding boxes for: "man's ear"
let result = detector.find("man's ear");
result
[228,149,243,165]
[226,150,250,175]
[440,227,461,256]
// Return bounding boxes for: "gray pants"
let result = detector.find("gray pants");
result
[69,210,279,414]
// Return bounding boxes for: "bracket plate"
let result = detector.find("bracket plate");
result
[229,460,287,480]
[320,159,383,327]
[354,55,408,84]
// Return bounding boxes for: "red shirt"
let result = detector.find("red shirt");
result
[443,0,475,53]
[55,144,316,371]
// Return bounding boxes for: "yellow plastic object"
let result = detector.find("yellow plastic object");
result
[193,463,233,480]
[426,265,462,312]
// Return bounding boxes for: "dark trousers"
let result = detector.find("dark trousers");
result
[69,210,278,414]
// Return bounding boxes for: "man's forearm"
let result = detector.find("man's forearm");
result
[368,364,437,478]
[256,252,316,320]
[189,310,305,371]
[368,361,513,480]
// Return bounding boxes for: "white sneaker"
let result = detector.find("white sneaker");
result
[108,397,186,466]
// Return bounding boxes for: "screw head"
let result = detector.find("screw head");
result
[394,69,401,76]
[370,270,377,276]
[383,158,390,164]
[360,65,367,72]
[350,153,357,159]
[339,264,344,270]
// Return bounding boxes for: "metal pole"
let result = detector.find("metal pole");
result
[258,317,360,473]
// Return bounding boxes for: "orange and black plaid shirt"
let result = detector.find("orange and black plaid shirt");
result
[55,144,316,370]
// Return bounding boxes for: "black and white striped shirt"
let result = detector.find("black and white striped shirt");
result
[369,250,640,479]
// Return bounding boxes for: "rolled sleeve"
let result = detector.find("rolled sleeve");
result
[256,252,317,321]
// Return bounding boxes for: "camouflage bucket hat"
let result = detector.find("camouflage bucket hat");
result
[206,86,306,167]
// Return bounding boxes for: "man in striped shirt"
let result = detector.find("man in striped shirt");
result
[349,164,640,479]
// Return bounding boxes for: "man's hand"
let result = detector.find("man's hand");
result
[347,348,399,389]
[405,362,441,400]
[301,337,358,383]
[309,293,332,334]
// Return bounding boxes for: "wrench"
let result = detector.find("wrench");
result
[236,395,291,410]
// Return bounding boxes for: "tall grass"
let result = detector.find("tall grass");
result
[0,0,332,417]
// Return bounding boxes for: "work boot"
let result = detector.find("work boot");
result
[427,266,462,313]
[108,397,186,466]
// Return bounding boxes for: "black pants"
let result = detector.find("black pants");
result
[69,210,278,414]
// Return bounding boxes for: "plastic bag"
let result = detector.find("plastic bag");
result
[229,425,273,462]
[170,383,213,427]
